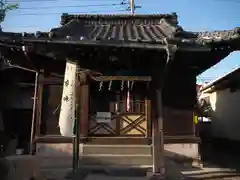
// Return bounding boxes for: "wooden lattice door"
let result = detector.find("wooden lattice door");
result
[88,100,151,137]
[88,79,151,137]
[89,113,148,136]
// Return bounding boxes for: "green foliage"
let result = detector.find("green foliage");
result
[5,3,19,11]
[0,0,19,23]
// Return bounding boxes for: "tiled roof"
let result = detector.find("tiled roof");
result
[200,67,240,91]
[60,13,179,25]
[49,13,240,48]
[50,13,184,44]
[195,28,240,44]
[0,13,239,51]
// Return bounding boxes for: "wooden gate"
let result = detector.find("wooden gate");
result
[88,100,151,137]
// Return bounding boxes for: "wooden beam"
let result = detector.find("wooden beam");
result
[91,76,151,82]
[39,79,63,85]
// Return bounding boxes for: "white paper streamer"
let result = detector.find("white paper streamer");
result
[58,60,77,137]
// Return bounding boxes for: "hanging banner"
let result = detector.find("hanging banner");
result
[58,60,77,137]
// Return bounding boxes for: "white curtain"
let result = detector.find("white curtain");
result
[58,60,77,137]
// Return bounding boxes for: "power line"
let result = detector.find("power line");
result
[127,0,141,15]
[7,0,122,2]
[7,9,128,16]
[16,3,127,10]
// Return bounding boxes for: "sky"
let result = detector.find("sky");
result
[2,0,240,84]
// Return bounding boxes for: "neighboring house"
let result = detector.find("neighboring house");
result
[199,67,240,141]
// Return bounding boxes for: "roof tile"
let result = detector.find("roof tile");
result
[50,13,183,44]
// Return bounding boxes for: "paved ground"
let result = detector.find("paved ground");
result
[41,165,240,180]
[40,141,240,180]
[41,161,240,180]
[40,160,181,180]
[178,140,240,180]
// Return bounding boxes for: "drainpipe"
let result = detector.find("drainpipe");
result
[1,45,40,154]
[30,72,39,155]
[5,63,39,154]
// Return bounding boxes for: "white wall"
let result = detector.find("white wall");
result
[202,88,240,141]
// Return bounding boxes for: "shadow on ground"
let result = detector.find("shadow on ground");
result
[179,136,240,179]
[200,137,240,170]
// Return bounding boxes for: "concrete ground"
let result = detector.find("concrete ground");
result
[40,156,240,180]
[40,158,183,180]
[40,163,240,180]
[40,140,240,180]
[177,140,240,180]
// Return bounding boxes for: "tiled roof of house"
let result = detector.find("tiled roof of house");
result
[200,67,240,91]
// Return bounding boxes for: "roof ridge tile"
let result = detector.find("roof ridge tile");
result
[60,13,179,26]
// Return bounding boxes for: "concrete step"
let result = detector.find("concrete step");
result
[73,165,151,178]
[82,144,152,155]
[38,156,72,168]
[38,144,153,169]
[41,166,151,179]
[38,154,153,168]
[80,154,153,167]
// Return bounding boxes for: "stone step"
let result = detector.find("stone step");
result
[41,166,151,180]
[82,144,152,155]
[72,165,151,178]
[38,156,72,168]
[38,154,153,168]
[80,154,153,166]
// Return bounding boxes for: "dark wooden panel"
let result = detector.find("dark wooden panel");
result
[163,107,194,136]
[41,84,62,135]
[85,137,150,145]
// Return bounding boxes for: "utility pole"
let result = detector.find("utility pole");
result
[127,0,141,15]
[130,0,134,15]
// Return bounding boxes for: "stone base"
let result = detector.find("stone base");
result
[148,174,165,180]
[4,155,40,180]
[164,143,202,168]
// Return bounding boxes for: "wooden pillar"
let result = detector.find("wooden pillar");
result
[153,89,165,174]
[35,83,43,137]
[73,63,81,172]
[79,84,89,137]
[151,78,165,179]
[151,44,176,179]
[145,99,151,138]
